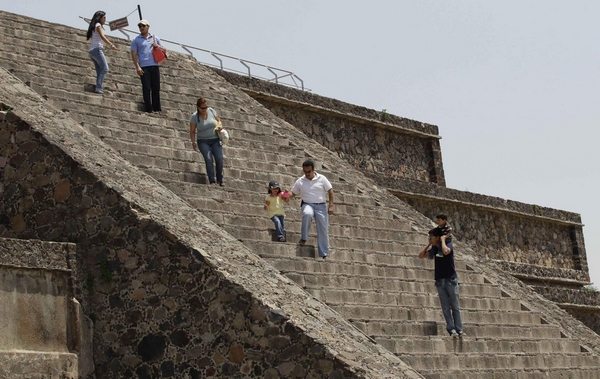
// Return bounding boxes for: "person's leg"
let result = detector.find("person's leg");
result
[272,216,285,240]
[149,66,161,112]
[301,203,314,241]
[89,48,108,93]
[210,140,224,184]
[436,278,456,334]
[446,277,463,332]
[140,66,152,112]
[197,140,215,183]
[313,203,329,257]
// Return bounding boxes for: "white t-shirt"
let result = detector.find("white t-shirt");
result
[291,172,332,203]
[90,23,103,50]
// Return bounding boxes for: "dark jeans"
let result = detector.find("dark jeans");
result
[198,138,223,184]
[140,65,161,112]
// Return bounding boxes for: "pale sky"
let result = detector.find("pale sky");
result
[2,1,598,287]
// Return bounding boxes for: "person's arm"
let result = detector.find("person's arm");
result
[418,243,432,259]
[97,25,116,50]
[264,199,270,210]
[189,122,197,151]
[440,235,452,255]
[131,50,143,76]
[327,188,334,215]
[152,36,167,53]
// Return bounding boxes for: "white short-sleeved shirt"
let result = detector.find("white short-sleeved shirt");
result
[90,23,103,50]
[291,172,332,203]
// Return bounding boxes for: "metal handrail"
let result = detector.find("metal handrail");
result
[80,17,308,91]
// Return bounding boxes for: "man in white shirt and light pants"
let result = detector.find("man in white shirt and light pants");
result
[290,160,335,259]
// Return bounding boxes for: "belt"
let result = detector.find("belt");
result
[308,202,325,205]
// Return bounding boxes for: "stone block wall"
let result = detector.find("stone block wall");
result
[381,178,587,282]
[215,71,446,186]
[0,74,422,379]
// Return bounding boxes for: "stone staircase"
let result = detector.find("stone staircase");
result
[2,11,600,379]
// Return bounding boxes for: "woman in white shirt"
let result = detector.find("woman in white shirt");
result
[86,11,117,94]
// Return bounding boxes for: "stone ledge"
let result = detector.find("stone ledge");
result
[0,237,75,271]
[493,260,589,284]
[245,89,440,140]
[213,68,440,136]
[0,351,77,379]
[531,285,600,307]
[376,175,582,225]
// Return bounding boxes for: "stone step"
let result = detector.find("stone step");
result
[2,61,262,123]
[303,285,516,309]
[280,268,492,292]
[399,352,600,371]
[334,304,541,325]
[420,367,600,379]
[225,226,422,251]
[201,206,409,235]
[88,123,305,162]
[377,336,584,355]
[305,287,518,311]
[172,183,382,211]
[219,218,422,243]
[266,260,479,285]
[183,195,390,221]
[353,320,564,339]
[145,169,360,195]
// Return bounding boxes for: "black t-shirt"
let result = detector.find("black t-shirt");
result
[429,245,457,280]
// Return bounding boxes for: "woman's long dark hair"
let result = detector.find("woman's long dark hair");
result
[86,11,106,40]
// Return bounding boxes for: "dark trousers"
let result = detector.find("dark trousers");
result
[140,65,161,112]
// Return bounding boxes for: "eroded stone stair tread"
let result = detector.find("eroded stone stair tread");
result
[2,10,599,379]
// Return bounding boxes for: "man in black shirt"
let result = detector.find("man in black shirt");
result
[418,228,464,337]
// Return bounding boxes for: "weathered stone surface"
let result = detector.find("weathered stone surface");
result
[2,9,599,379]
[0,56,421,379]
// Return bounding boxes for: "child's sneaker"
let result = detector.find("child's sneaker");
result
[457,330,465,337]
[436,252,444,258]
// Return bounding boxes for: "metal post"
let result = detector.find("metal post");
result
[137,5,142,20]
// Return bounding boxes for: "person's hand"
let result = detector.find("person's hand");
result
[136,66,144,76]
[440,234,447,241]
[110,43,117,50]
[263,205,268,210]
[192,142,198,151]
[328,205,334,215]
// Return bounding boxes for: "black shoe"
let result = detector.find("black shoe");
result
[218,182,224,187]
[298,239,306,246]
[278,237,286,242]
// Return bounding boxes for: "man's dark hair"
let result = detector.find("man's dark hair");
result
[302,160,315,170]
[436,214,447,220]
[429,228,443,237]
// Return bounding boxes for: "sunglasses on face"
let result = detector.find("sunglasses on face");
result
[198,106,208,110]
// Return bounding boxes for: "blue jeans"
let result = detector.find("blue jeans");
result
[271,215,285,239]
[89,48,108,93]
[301,203,329,257]
[198,138,223,184]
[435,276,463,334]
[140,65,161,112]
